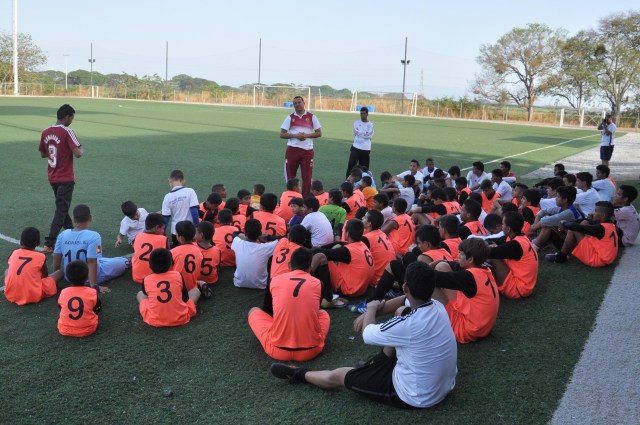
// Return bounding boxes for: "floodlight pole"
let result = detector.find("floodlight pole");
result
[13,0,18,95]
[165,41,169,82]
[400,37,410,115]
[88,42,96,97]
[63,54,70,90]
[258,38,262,85]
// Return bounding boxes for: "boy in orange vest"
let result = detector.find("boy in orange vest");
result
[57,261,100,337]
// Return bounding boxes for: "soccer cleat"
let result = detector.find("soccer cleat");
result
[384,289,402,299]
[545,252,567,263]
[347,300,368,314]
[42,245,54,254]
[270,363,308,384]
[199,282,213,299]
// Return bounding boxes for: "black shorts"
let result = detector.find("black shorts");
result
[344,352,416,409]
[600,145,614,161]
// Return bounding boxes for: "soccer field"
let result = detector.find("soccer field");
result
[0,96,615,424]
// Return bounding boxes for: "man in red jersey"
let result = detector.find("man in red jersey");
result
[39,104,84,252]
[280,96,322,196]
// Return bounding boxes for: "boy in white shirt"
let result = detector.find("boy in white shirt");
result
[231,219,279,289]
[614,185,639,246]
[161,170,199,247]
[345,107,374,179]
[574,172,601,217]
[115,201,148,247]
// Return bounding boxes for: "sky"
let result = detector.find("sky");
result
[0,0,635,102]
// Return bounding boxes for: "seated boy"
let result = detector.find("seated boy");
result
[362,210,396,286]
[132,212,169,284]
[115,200,148,247]
[195,221,222,285]
[411,188,448,226]
[520,189,541,235]
[431,238,500,343]
[53,204,129,293]
[162,169,199,247]
[277,178,303,223]
[341,182,365,221]
[251,184,265,210]
[137,248,200,327]
[212,209,237,267]
[311,219,375,299]
[380,175,415,211]
[574,172,601,216]
[171,221,211,298]
[311,180,329,206]
[288,197,305,227]
[613,185,639,246]
[300,196,334,247]
[249,248,330,361]
[360,176,378,209]
[231,219,279,289]
[545,201,619,267]
[225,198,246,232]
[253,193,287,238]
[457,199,488,239]
[467,213,503,241]
[592,165,616,203]
[236,189,254,217]
[319,189,347,238]
[455,177,471,204]
[270,262,457,410]
[199,192,223,225]
[438,214,462,261]
[57,260,100,337]
[372,192,395,224]
[530,186,582,252]
[487,212,539,299]
[381,198,415,256]
[479,179,500,214]
[491,168,512,201]
[271,224,309,279]
[539,178,564,210]
[4,227,64,305]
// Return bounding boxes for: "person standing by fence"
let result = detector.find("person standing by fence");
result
[345,106,374,179]
[597,114,616,167]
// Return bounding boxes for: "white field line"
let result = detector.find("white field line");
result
[0,232,44,251]
[459,133,598,172]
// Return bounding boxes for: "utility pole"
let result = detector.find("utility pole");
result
[13,0,18,95]
[88,42,96,97]
[258,38,262,84]
[165,41,169,82]
[63,54,70,90]
[400,37,410,115]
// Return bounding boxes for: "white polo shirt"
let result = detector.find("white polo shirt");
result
[119,208,148,244]
[231,238,278,289]
[161,186,199,235]
[301,211,334,247]
[281,111,321,150]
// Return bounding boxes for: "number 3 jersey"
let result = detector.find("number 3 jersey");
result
[54,229,103,281]
[140,271,195,327]
[57,286,100,337]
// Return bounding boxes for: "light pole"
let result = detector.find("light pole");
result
[88,42,95,97]
[63,54,70,90]
[12,0,18,95]
[400,37,410,115]
[258,38,262,85]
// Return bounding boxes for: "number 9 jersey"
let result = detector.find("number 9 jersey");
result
[57,286,100,337]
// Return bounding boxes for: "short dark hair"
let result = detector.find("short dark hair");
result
[576,172,593,187]
[293,95,305,103]
[500,160,512,171]
[431,188,447,202]
[433,169,445,179]
[366,210,384,230]
[373,192,389,206]
[329,189,343,205]
[66,260,89,285]
[289,197,304,207]
[237,189,251,199]
[303,196,319,212]
[557,186,577,205]
[619,185,638,203]
[197,221,215,243]
[459,238,489,266]
[73,204,91,223]
[410,159,420,167]
[448,165,461,177]
[522,189,541,207]
[175,221,196,242]
[355,206,369,220]
[463,199,482,220]
[225,198,240,214]
[563,173,577,186]
[404,174,416,186]
[393,198,408,214]
[359,106,369,113]
[595,164,610,177]
[416,225,441,247]
[286,178,300,191]
[145,212,165,230]
[554,163,565,172]
[547,178,564,191]
[503,211,524,234]
[289,225,308,245]
[483,213,502,231]
[57,104,75,120]
[149,248,172,274]
[443,187,458,202]
[290,247,312,271]
[361,176,373,186]
[169,170,184,180]
[20,227,40,249]
[244,219,262,240]
[556,170,568,178]
[345,219,364,241]
[380,171,393,182]
[595,201,614,219]
[211,183,226,193]
[121,200,138,218]
[480,179,493,190]
[254,184,265,196]
[472,161,484,172]
[350,168,363,179]
[500,202,518,214]
[260,193,278,212]
[404,262,435,301]
[455,177,468,188]
[437,214,459,237]
[340,181,354,196]
[513,182,528,191]
[218,208,233,224]
[311,180,323,192]
[207,192,223,205]
[491,169,503,179]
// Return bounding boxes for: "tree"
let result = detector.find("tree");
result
[0,32,47,85]
[592,10,640,123]
[472,23,565,121]
[548,31,599,112]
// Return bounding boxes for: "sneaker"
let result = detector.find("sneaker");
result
[384,289,402,299]
[545,252,567,263]
[270,363,308,384]
[42,245,54,254]
[347,300,368,314]
[198,281,213,299]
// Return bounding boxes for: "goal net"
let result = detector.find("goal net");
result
[253,85,311,109]
[351,91,418,116]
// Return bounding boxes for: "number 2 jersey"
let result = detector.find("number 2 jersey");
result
[132,232,168,283]
[57,286,101,337]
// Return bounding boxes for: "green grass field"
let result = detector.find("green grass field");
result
[0,96,620,424]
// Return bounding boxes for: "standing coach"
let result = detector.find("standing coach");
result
[280,96,322,196]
